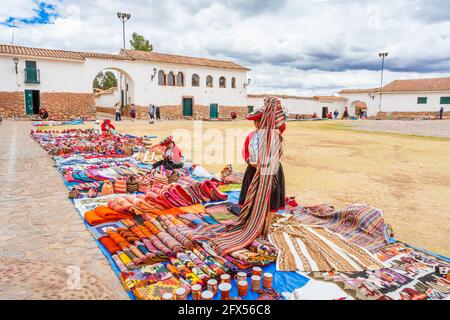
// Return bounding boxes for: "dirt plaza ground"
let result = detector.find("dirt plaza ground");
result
[0,118,449,299]
[109,118,450,256]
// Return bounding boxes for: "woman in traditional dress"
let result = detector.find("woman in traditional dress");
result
[239,106,286,221]
[152,136,183,169]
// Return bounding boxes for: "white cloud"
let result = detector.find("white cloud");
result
[1,0,450,95]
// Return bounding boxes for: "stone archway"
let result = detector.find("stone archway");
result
[351,100,368,117]
[92,67,135,110]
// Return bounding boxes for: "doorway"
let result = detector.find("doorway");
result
[182,98,193,117]
[24,90,40,115]
[322,107,328,119]
[210,103,218,119]
[247,106,254,114]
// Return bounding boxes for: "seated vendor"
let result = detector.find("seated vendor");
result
[152,136,183,169]
[101,119,115,133]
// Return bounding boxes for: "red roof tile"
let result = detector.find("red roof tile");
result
[120,49,249,71]
[381,77,450,92]
[0,44,249,71]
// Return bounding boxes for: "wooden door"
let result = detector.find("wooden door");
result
[183,98,193,116]
[210,103,218,118]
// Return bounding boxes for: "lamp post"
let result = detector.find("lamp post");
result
[117,12,131,50]
[13,57,19,74]
[378,52,388,112]
[117,12,131,109]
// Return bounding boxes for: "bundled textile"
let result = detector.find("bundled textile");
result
[207,97,286,255]
[292,203,391,252]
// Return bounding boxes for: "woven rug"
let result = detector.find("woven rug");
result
[268,217,386,272]
[311,242,450,300]
[292,203,390,252]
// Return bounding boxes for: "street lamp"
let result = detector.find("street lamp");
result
[151,68,157,81]
[117,12,131,49]
[117,12,131,109]
[378,52,388,112]
[13,57,19,74]
[243,78,251,89]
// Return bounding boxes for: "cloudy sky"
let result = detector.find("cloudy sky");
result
[1,0,450,95]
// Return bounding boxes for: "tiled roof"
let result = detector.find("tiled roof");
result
[120,49,250,71]
[0,44,131,61]
[339,77,450,94]
[247,94,314,100]
[248,94,347,102]
[313,95,348,102]
[0,44,249,70]
[381,77,450,92]
[338,88,379,94]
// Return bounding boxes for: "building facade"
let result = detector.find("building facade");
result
[247,94,348,118]
[339,77,450,119]
[0,44,249,120]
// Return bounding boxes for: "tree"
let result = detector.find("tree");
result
[130,32,153,52]
[93,71,117,90]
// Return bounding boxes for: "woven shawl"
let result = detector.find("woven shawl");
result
[208,97,285,256]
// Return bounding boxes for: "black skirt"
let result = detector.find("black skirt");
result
[153,159,183,170]
[239,164,286,212]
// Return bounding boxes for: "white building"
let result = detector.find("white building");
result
[247,94,348,118]
[339,77,450,118]
[0,44,249,120]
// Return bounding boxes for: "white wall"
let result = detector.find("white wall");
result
[379,92,449,113]
[95,87,120,108]
[248,96,347,117]
[340,91,450,116]
[0,54,248,108]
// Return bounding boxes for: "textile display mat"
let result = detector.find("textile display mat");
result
[30,129,449,300]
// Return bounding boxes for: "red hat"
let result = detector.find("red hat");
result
[246,108,263,121]
[159,136,173,146]
[104,119,111,123]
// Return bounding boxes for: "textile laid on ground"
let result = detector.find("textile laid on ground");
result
[283,278,354,300]
[268,216,386,272]
[292,203,390,252]
[311,242,450,300]
[30,123,450,301]
[207,97,286,255]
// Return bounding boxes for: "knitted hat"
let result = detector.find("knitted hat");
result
[246,108,264,121]
[159,136,173,146]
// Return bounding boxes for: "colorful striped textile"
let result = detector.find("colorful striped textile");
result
[269,218,386,272]
[292,203,390,252]
[206,97,286,255]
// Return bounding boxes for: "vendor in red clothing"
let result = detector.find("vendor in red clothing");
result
[101,119,115,133]
[239,108,286,213]
[152,136,183,169]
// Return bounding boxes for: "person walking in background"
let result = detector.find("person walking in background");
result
[440,106,444,120]
[333,109,339,119]
[155,106,161,121]
[114,103,122,121]
[149,104,155,124]
[130,104,136,122]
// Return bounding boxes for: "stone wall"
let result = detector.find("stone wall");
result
[0,91,95,120]
[375,111,450,120]
[41,92,96,121]
[0,92,24,118]
[219,106,248,118]
[96,104,248,120]
[287,113,315,120]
